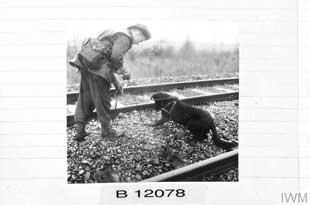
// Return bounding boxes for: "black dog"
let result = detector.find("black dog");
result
[150,92,238,150]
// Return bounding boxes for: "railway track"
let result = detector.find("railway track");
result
[67,77,239,104]
[67,77,239,182]
[67,92,238,126]
[67,77,239,126]
[143,149,238,182]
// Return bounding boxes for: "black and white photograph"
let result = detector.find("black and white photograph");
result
[3,0,310,204]
[66,21,239,183]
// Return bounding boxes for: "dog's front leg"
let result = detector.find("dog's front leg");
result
[152,116,169,126]
[144,116,169,127]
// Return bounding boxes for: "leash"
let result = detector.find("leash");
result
[114,93,118,111]
[111,79,145,124]
[111,91,118,127]
[132,92,145,124]
[125,79,145,124]
[161,101,177,116]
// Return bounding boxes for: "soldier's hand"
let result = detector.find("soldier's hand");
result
[122,73,131,81]
[114,82,123,95]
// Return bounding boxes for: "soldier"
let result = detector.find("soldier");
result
[69,24,151,141]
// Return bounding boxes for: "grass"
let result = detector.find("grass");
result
[67,39,239,86]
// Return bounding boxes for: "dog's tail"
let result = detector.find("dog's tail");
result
[211,124,238,150]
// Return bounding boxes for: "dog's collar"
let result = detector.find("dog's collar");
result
[161,101,177,115]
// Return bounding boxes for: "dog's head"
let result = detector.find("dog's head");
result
[151,92,179,111]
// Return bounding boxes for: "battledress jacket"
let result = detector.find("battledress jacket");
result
[69,30,133,83]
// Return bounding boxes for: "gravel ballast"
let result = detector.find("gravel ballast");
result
[67,100,239,183]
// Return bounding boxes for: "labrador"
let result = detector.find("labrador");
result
[150,92,238,150]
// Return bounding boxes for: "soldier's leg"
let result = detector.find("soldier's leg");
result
[88,74,124,138]
[74,69,95,141]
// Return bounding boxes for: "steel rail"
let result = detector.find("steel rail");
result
[67,77,239,104]
[67,91,238,126]
[142,149,238,182]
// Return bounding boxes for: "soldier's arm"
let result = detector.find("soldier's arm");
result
[111,73,123,94]
[110,35,131,72]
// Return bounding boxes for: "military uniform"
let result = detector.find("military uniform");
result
[69,30,133,138]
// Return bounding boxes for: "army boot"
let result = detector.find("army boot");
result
[101,122,125,139]
[74,122,87,141]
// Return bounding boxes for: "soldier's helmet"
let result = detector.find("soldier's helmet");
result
[127,24,151,40]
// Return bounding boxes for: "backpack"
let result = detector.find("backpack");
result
[77,37,112,70]
[70,30,131,72]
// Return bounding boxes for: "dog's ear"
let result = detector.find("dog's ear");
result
[151,92,177,101]
[150,93,156,100]
[151,92,161,100]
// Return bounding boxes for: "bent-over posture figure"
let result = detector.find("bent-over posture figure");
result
[69,24,151,141]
